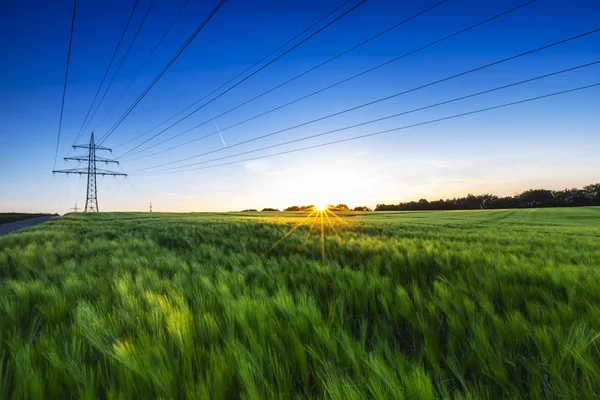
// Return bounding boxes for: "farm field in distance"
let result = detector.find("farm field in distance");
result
[1,207,599,399]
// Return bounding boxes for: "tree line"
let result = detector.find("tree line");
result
[375,183,600,211]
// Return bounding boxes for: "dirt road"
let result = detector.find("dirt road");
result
[0,216,53,237]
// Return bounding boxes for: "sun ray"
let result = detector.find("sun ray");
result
[323,210,341,239]
[320,212,325,266]
[264,210,317,256]
[306,212,319,240]
[325,208,350,226]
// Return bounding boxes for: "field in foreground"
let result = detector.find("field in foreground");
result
[0,208,599,399]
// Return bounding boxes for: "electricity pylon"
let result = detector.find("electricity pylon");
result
[53,132,126,212]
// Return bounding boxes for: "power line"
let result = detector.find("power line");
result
[72,0,141,146]
[92,0,192,133]
[53,0,77,169]
[128,7,591,172]
[98,0,228,145]
[131,62,599,174]
[113,0,354,150]
[112,0,367,156]
[121,0,450,158]
[82,0,157,135]
[133,83,600,176]
[120,0,535,160]
[115,0,444,152]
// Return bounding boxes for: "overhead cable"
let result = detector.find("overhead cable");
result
[53,0,77,169]
[134,83,600,176]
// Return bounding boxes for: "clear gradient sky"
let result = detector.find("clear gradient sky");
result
[1,0,598,213]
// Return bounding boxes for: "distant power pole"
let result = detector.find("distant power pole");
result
[149,201,152,212]
[53,132,126,212]
[70,203,80,212]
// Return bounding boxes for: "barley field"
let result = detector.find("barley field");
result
[0,208,599,399]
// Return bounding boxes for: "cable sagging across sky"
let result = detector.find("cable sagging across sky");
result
[97,0,228,145]
[81,0,158,135]
[112,0,368,157]
[72,0,141,146]
[127,18,600,174]
[92,0,193,133]
[131,61,600,174]
[53,0,77,169]
[112,0,355,150]
[118,0,536,160]
[133,83,600,176]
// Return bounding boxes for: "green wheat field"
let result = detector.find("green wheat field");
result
[1,208,599,399]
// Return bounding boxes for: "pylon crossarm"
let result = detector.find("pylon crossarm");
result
[72,144,112,152]
[64,156,119,164]
[96,169,127,176]
[53,168,125,176]
[52,168,88,175]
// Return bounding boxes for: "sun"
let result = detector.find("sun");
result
[314,202,328,211]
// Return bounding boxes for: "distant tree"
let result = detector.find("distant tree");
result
[241,209,258,212]
[261,208,280,212]
[516,189,555,208]
[335,204,350,211]
[479,194,500,209]
[299,205,315,211]
[583,183,600,204]
[417,199,430,210]
[466,194,482,209]
[566,189,589,206]
[284,206,300,211]
[552,188,587,207]
[353,206,372,211]
[429,199,445,210]
[552,189,570,206]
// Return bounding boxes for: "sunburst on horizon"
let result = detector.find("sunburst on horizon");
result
[264,204,350,266]
[314,202,329,212]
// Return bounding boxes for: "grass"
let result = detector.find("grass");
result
[0,213,51,225]
[0,207,599,398]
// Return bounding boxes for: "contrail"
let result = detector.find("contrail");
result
[211,112,226,146]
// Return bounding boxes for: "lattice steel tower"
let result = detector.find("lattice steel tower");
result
[53,132,126,212]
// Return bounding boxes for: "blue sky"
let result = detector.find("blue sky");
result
[1,0,598,213]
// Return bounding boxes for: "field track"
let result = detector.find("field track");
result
[0,215,53,237]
